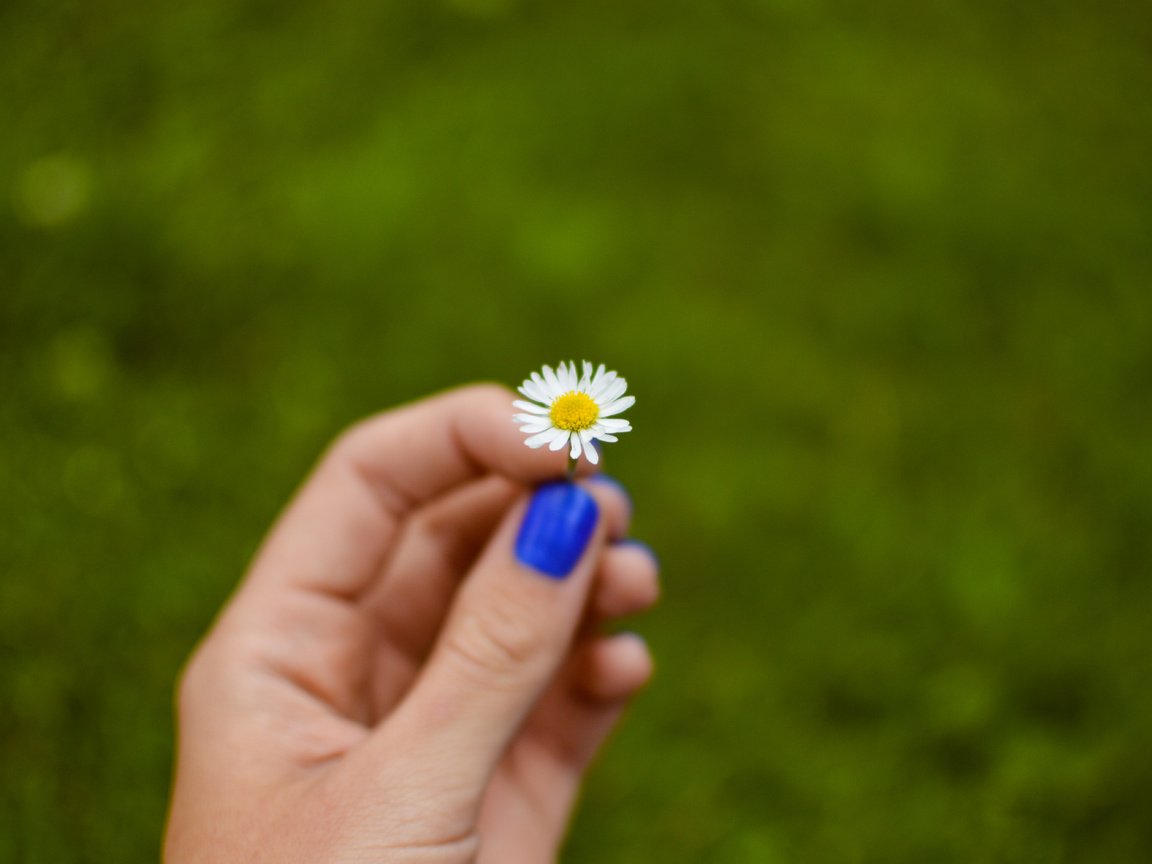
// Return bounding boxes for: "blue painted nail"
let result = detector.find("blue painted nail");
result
[515,482,600,579]
[588,473,631,512]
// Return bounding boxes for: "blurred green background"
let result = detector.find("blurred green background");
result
[3,0,1152,861]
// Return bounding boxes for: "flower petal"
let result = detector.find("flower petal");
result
[513,399,550,415]
[548,429,570,451]
[585,365,604,394]
[521,377,550,404]
[525,428,562,448]
[591,431,618,443]
[579,360,594,391]
[598,418,632,432]
[542,365,563,398]
[569,432,583,461]
[599,394,635,417]
[518,384,543,405]
[518,420,554,434]
[597,378,628,406]
[589,370,617,400]
[579,430,599,464]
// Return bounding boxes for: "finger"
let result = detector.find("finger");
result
[365,482,646,721]
[359,475,522,718]
[591,541,660,620]
[243,384,595,602]
[475,633,654,863]
[521,631,654,782]
[368,478,631,806]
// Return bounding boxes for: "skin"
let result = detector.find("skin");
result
[164,384,659,863]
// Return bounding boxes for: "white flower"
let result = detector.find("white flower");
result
[513,361,634,465]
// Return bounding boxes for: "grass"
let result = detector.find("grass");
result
[2,0,1151,860]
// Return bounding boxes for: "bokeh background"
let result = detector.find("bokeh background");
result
[3,0,1152,861]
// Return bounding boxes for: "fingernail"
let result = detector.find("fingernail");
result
[616,538,658,567]
[516,482,600,579]
[588,473,631,512]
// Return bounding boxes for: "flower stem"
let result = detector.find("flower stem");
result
[566,455,578,479]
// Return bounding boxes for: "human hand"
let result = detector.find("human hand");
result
[164,384,659,863]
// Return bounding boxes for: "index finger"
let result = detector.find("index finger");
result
[244,383,593,600]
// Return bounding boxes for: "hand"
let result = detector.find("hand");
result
[164,384,659,863]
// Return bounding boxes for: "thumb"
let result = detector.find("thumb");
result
[367,479,628,810]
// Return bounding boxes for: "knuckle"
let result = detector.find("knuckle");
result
[444,596,551,686]
[467,381,514,403]
[327,416,377,460]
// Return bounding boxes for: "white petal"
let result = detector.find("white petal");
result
[597,378,628,406]
[525,428,562,448]
[518,420,554,434]
[587,365,611,387]
[584,367,602,395]
[569,433,583,460]
[521,377,550,404]
[548,429,570,451]
[589,371,618,400]
[579,430,599,464]
[513,399,550,415]
[599,395,635,417]
[590,430,618,443]
[542,365,563,398]
[563,361,579,390]
[579,360,594,391]
[598,418,631,432]
[530,371,546,391]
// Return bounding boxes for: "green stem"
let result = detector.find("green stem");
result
[566,455,578,479]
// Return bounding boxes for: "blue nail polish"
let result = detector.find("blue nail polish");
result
[588,473,631,512]
[516,482,600,579]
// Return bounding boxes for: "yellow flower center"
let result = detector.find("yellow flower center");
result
[550,391,599,431]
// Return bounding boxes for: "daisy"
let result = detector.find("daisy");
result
[513,361,634,465]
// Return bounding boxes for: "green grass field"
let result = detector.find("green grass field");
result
[3,1,1152,860]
